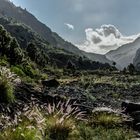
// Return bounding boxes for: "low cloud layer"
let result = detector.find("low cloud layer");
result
[77,25,140,54]
[64,23,74,30]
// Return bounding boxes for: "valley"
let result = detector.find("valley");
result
[0,0,140,140]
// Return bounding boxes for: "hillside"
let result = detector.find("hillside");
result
[106,37,140,69]
[0,16,112,70]
[0,1,140,140]
[0,0,111,64]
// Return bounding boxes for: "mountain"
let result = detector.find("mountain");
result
[106,37,140,69]
[0,0,111,64]
[0,15,112,70]
[133,48,140,70]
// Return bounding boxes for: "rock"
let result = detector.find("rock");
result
[122,101,140,114]
[131,111,140,123]
[41,79,60,88]
[122,101,140,131]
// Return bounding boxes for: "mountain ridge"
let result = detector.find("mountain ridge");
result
[0,0,111,64]
[106,36,140,69]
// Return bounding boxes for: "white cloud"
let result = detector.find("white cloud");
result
[64,23,74,30]
[77,24,140,54]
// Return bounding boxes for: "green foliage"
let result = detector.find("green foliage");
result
[0,67,16,104]
[0,25,11,51]
[21,63,39,79]
[11,66,25,77]
[43,100,86,140]
[0,79,14,104]
[43,66,63,78]
[77,123,134,140]
[45,116,75,140]
[0,25,24,65]
[0,122,40,140]
[0,102,136,140]
[26,42,49,67]
[89,110,124,128]
[9,38,24,65]
[0,56,9,66]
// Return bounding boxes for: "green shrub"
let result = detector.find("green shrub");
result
[0,66,19,104]
[45,116,75,140]
[77,124,135,140]
[0,79,15,104]
[0,57,8,66]
[22,76,35,84]
[11,66,25,77]
[43,66,63,78]
[44,100,86,140]
[0,122,40,140]
[89,108,126,128]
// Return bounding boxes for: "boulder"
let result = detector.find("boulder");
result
[122,101,140,114]
[41,79,60,88]
[131,111,140,124]
[122,101,140,131]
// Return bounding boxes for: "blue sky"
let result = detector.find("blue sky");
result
[11,0,140,53]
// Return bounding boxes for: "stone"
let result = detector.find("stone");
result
[41,79,60,88]
[122,101,140,114]
[131,111,140,123]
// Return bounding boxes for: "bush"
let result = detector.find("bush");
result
[89,107,127,128]
[44,100,86,140]
[0,66,20,104]
[43,66,63,78]
[21,64,39,79]
[0,79,14,104]
[45,116,75,140]
[0,122,40,140]
[11,66,25,77]
[0,57,9,66]
[77,123,135,140]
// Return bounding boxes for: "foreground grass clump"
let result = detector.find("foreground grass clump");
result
[0,67,18,103]
[0,121,40,140]
[11,66,26,77]
[77,123,135,140]
[45,115,75,140]
[89,107,127,128]
[0,79,14,103]
[0,102,136,140]
[44,100,85,140]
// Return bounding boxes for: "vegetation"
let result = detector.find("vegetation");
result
[0,67,16,103]
[0,103,135,140]
[0,9,139,140]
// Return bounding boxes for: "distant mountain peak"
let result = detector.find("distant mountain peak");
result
[106,36,140,69]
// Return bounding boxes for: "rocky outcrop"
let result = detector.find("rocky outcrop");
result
[122,101,140,131]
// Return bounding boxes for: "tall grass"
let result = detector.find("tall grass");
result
[0,67,20,103]
[0,100,135,140]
